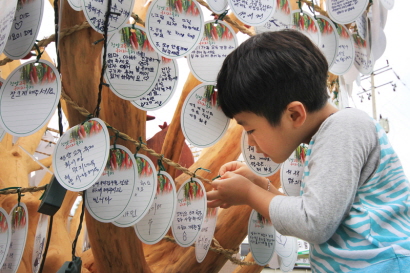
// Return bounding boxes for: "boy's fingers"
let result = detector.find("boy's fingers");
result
[219,166,227,176]
[220,171,234,179]
[220,203,231,209]
[210,180,219,189]
[206,189,219,200]
[207,199,222,208]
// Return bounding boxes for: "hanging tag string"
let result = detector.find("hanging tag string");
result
[191,167,211,182]
[132,17,138,29]
[212,175,221,181]
[107,126,127,149]
[81,115,93,125]
[297,0,303,13]
[54,0,64,137]
[33,43,44,63]
[157,155,167,175]
[17,188,24,207]
[135,137,146,155]
[215,10,229,24]
[309,0,317,19]
[94,0,113,118]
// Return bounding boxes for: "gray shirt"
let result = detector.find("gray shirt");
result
[269,108,379,244]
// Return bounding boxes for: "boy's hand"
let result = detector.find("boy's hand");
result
[219,161,257,181]
[219,161,268,189]
[207,172,255,209]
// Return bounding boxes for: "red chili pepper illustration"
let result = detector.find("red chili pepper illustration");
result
[31,65,38,84]
[131,32,138,50]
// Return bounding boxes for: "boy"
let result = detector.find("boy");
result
[207,30,410,272]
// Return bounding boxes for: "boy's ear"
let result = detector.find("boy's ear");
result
[285,101,306,127]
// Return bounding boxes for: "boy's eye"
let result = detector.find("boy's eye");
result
[246,130,254,135]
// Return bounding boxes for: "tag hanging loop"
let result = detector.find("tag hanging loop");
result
[297,0,303,14]
[215,10,229,24]
[157,155,166,175]
[135,137,146,156]
[190,167,211,182]
[308,0,317,19]
[34,43,44,63]
[17,188,24,207]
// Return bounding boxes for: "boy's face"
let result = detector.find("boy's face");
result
[234,111,297,164]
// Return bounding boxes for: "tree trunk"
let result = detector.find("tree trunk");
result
[57,0,151,271]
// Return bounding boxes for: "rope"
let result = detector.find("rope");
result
[47,127,62,134]
[299,0,328,16]
[131,13,145,27]
[61,89,212,184]
[0,185,47,195]
[163,235,257,266]
[34,150,52,156]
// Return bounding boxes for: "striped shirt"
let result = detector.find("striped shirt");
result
[270,108,410,272]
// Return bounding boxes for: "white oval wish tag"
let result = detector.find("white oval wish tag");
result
[316,15,339,67]
[114,154,157,227]
[3,203,29,273]
[32,214,48,273]
[326,0,369,25]
[82,0,135,34]
[275,231,298,272]
[241,130,281,177]
[53,118,110,192]
[280,148,305,196]
[188,21,238,84]
[0,127,5,143]
[353,33,374,76]
[206,0,228,14]
[291,10,320,47]
[131,58,179,111]
[255,0,292,34]
[248,209,275,266]
[195,207,218,263]
[0,1,18,56]
[229,0,276,26]
[380,0,394,10]
[371,28,386,61]
[0,60,61,137]
[329,24,354,76]
[85,145,137,223]
[181,84,230,148]
[67,0,82,11]
[0,79,4,142]
[0,208,12,270]
[4,0,44,60]
[104,25,161,100]
[146,0,204,59]
[171,178,206,247]
[135,171,177,245]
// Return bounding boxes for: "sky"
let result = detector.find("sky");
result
[348,1,410,176]
[36,0,410,175]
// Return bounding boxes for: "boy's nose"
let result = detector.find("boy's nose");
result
[247,134,256,146]
[247,135,261,153]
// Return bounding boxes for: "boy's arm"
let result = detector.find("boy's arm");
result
[207,172,283,219]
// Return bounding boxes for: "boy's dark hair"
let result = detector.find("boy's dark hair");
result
[217,29,329,126]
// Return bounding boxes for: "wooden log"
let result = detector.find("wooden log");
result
[57,0,151,271]
[160,73,202,178]
[146,124,194,178]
